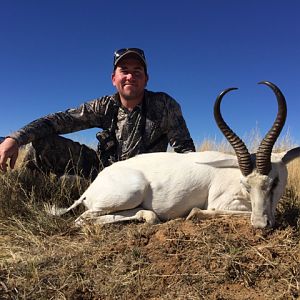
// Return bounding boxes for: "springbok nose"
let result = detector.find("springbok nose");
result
[252,215,269,229]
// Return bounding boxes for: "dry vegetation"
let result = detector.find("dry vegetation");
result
[1,138,300,299]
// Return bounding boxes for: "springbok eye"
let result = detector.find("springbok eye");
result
[271,177,279,190]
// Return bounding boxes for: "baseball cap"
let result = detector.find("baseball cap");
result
[113,48,147,73]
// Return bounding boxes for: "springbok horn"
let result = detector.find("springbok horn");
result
[214,88,253,176]
[256,81,287,175]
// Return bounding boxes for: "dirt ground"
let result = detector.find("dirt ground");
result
[2,213,299,299]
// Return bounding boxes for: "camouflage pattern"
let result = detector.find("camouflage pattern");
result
[24,135,101,179]
[11,90,195,177]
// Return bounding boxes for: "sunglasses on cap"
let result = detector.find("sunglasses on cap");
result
[113,48,147,67]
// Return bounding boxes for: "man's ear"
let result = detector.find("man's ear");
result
[111,72,116,87]
[144,73,149,87]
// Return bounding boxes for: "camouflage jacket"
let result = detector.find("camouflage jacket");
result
[11,90,195,163]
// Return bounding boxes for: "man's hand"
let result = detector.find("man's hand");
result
[0,137,19,172]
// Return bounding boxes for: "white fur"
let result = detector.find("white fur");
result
[50,150,296,228]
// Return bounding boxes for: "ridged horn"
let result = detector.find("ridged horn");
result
[256,81,287,175]
[214,88,253,176]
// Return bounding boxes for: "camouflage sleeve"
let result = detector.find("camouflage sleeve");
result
[9,97,110,146]
[165,95,196,153]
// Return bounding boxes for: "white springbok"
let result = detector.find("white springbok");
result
[51,81,300,228]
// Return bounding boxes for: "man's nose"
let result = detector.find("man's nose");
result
[126,73,135,80]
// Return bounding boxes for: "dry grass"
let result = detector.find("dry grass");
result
[1,140,300,299]
[198,127,296,153]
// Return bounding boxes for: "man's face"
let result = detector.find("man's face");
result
[112,57,148,101]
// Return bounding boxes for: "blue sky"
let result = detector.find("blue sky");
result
[1,0,300,148]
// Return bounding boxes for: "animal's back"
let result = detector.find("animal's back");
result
[114,151,236,168]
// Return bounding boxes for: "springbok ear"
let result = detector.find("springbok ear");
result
[282,147,300,164]
[197,159,239,169]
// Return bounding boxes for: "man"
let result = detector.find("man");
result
[0,48,195,179]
